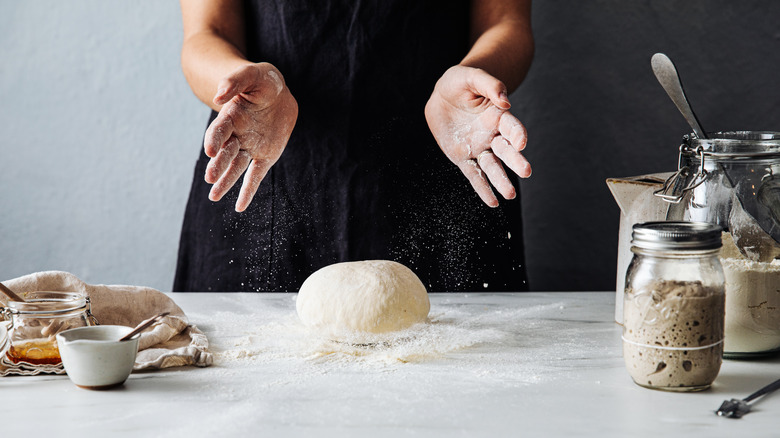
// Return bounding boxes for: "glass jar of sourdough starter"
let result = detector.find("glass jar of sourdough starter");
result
[622,222,725,391]
[1,292,97,366]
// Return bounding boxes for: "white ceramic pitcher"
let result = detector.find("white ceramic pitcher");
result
[606,173,673,324]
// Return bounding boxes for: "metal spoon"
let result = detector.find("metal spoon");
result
[651,53,708,139]
[716,377,780,418]
[119,312,170,342]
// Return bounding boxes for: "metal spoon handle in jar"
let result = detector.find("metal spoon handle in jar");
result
[651,53,708,139]
[119,312,170,342]
[716,377,780,418]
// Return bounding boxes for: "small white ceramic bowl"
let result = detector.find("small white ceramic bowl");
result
[56,325,139,390]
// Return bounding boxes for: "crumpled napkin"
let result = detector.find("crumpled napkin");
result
[0,271,212,376]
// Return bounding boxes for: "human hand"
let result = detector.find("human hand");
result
[204,63,298,212]
[425,65,531,207]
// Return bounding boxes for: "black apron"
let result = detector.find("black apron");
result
[173,0,529,292]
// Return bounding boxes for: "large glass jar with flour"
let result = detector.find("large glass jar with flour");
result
[622,222,725,392]
[656,132,780,357]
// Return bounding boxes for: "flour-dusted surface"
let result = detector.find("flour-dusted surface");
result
[171,293,622,437]
[5,292,780,438]
[196,293,610,376]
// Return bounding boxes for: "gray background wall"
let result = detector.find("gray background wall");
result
[2,1,779,292]
[0,1,202,290]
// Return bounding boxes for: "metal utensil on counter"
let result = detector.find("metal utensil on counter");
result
[0,282,25,302]
[119,312,170,341]
[651,53,707,140]
[716,377,780,418]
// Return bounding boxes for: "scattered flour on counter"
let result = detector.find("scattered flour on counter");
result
[205,307,506,367]
[152,293,620,436]
[186,295,615,387]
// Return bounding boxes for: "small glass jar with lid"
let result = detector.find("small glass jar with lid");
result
[1,291,97,366]
[622,221,725,392]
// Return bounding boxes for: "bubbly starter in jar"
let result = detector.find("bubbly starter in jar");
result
[622,221,725,391]
[623,279,724,388]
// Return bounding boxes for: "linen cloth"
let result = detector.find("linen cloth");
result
[0,271,212,376]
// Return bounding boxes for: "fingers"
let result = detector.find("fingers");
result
[498,111,528,151]
[477,151,516,200]
[205,136,240,184]
[491,136,532,178]
[235,159,274,212]
[458,160,499,208]
[204,115,234,158]
[209,150,252,202]
[467,68,511,110]
[206,149,276,212]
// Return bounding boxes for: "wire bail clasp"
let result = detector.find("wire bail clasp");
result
[654,144,707,203]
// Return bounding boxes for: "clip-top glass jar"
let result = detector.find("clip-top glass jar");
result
[1,291,97,366]
[655,132,780,357]
[658,131,780,257]
[622,221,725,392]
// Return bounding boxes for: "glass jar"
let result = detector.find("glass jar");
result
[622,221,725,392]
[1,291,97,366]
[660,131,780,257]
[656,132,780,357]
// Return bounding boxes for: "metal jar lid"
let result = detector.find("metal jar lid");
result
[631,221,723,251]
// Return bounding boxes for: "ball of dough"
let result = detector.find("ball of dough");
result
[296,260,430,336]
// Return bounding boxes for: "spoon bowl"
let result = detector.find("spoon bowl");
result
[651,53,707,139]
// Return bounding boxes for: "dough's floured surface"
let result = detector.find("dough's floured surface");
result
[296,260,430,339]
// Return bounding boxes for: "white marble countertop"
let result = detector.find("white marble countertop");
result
[2,292,779,437]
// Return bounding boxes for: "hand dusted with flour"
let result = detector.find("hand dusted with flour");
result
[204,63,298,212]
[426,66,530,207]
[174,1,533,292]
[296,260,430,339]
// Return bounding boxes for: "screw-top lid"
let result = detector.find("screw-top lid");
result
[631,221,723,251]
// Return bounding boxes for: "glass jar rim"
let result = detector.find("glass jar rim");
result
[685,131,780,157]
[631,221,723,251]
[4,291,88,315]
[630,246,722,257]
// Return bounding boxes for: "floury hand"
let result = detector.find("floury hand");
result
[204,63,298,212]
[425,65,531,207]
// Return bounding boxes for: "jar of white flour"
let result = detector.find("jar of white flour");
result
[720,232,780,357]
[623,222,725,392]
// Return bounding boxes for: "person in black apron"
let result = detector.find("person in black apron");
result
[174,0,534,292]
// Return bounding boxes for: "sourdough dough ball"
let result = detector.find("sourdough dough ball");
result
[296,260,430,336]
